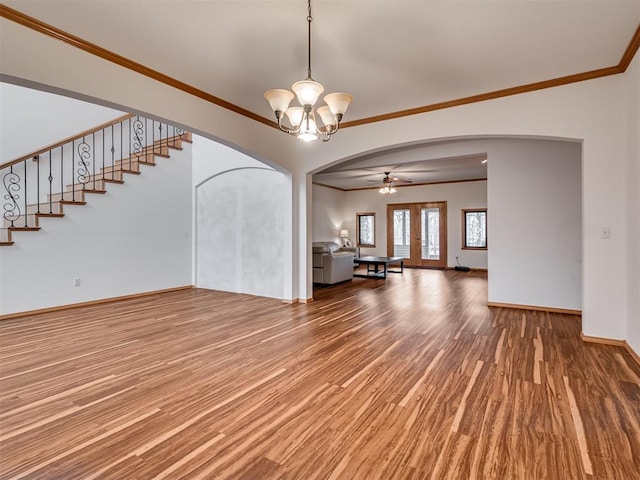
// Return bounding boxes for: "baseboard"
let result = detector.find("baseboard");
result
[0,285,195,321]
[282,297,313,304]
[487,301,581,316]
[581,333,640,367]
[580,333,626,347]
[626,342,640,367]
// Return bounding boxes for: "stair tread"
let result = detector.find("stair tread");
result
[9,227,41,232]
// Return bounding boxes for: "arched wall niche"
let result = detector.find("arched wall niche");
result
[195,167,288,300]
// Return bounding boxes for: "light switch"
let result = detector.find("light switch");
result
[600,227,611,239]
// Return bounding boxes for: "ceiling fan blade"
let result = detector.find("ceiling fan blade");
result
[393,179,413,185]
[393,169,438,174]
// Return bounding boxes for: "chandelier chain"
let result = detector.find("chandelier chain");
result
[307,0,313,80]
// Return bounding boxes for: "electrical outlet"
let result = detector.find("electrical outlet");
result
[73,277,81,287]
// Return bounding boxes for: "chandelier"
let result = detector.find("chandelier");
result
[264,0,352,142]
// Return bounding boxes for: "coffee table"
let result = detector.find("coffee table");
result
[353,256,404,279]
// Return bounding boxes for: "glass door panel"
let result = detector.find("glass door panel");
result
[393,209,411,258]
[421,208,440,260]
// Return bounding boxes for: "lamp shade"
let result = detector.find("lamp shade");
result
[292,79,324,106]
[264,89,294,113]
[285,107,304,127]
[340,229,349,237]
[324,92,353,116]
[316,105,336,129]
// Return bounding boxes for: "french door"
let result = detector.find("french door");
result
[387,202,447,269]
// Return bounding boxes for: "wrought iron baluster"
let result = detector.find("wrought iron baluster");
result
[3,165,21,228]
[144,117,148,157]
[77,136,91,191]
[132,116,144,164]
[120,121,124,174]
[23,161,28,227]
[72,140,75,202]
[92,132,96,190]
[48,150,53,213]
[128,117,132,171]
[102,129,105,183]
[36,154,40,214]
[60,144,64,202]
[111,125,115,179]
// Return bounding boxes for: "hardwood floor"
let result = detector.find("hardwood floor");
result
[1,270,639,479]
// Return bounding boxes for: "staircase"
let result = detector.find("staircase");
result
[1,114,191,246]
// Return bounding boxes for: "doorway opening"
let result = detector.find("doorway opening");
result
[387,201,448,269]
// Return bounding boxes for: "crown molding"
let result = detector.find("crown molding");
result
[619,24,640,71]
[1,4,638,130]
[339,66,623,129]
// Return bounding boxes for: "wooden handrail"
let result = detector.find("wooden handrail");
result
[0,113,135,170]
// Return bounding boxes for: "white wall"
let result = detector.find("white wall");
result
[0,145,193,315]
[1,82,124,161]
[488,140,582,310]
[625,54,640,354]
[193,136,287,300]
[340,180,488,269]
[312,184,346,244]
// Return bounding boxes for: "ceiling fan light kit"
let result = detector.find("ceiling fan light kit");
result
[264,0,352,142]
[379,185,397,195]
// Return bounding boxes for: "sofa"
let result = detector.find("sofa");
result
[312,242,356,285]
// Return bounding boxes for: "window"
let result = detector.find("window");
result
[463,209,487,249]
[356,212,375,247]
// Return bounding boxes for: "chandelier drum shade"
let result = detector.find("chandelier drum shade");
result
[264,0,352,142]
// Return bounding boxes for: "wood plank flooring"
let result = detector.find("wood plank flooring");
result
[1,269,639,479]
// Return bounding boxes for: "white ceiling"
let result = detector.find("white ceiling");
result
[314,148,488,190]
[4,0,639,186]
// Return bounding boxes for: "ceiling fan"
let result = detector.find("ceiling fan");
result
[367,172,413,194]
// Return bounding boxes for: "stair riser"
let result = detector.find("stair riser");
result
[0,228,11,244]
[83,171,123,184]
[115,152,158,166]
[66,181,105,193]
[26,203,63,215]
[3,215,38,229]
[47,191,86,203]
[101,164,140,175]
